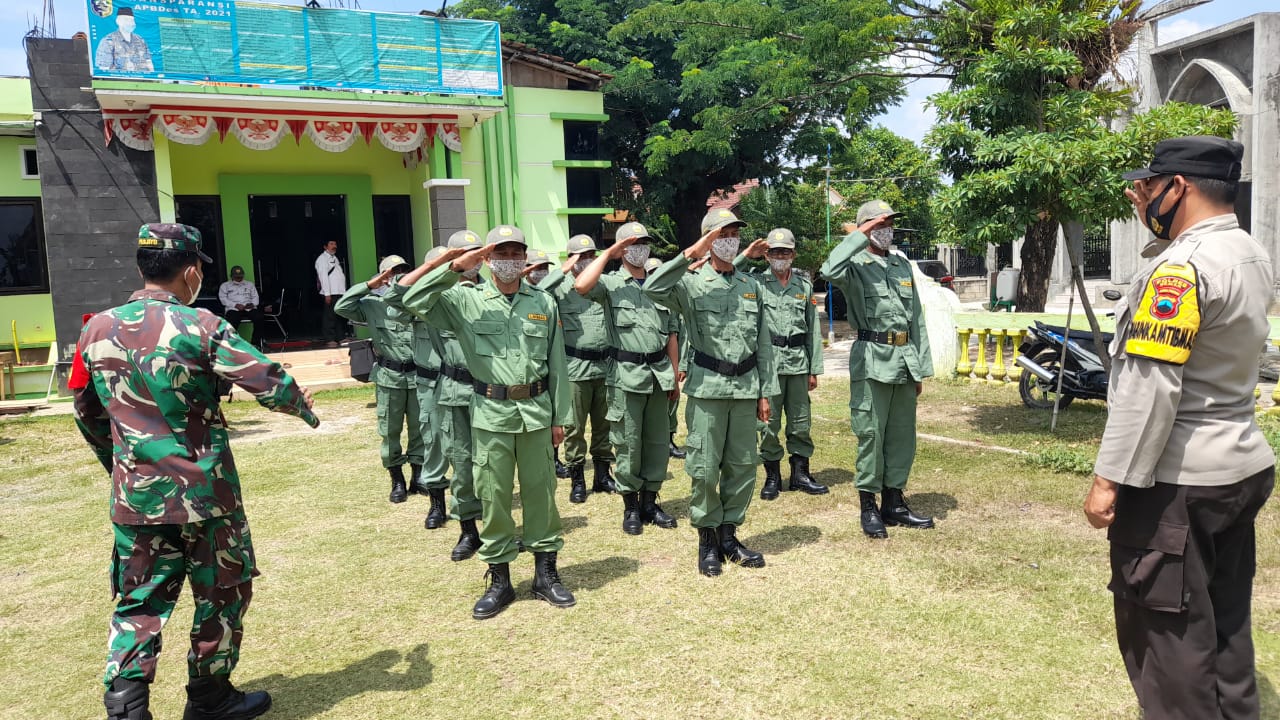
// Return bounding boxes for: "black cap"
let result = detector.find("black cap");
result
[117,6,134,16]
[1123,135,1243,181]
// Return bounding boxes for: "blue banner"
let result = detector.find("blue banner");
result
[85,0,504,97]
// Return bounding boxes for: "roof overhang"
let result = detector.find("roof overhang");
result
[0,120,35,137]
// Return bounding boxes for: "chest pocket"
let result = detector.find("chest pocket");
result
[612,298,646,329]
[894,282,914,313]
[863,282,890,317]
[473,320,506,357]
[522,320,549,359]
[733,293,761,341]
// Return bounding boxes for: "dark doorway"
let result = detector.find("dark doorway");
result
[175,196,226,297]
[373,195,414,263]
[248,195,349,341]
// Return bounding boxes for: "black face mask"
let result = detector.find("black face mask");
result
[1144,180,1183,241]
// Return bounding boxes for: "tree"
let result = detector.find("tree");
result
[905,0,1236,310]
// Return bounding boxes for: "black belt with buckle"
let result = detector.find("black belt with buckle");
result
[566,345,610,362]
[692,350,758,377]
[612,348,666,365]
[856,329,910,346]
[440,363,474,384]
[415,365,440,381]
[771,333,807,348]
[377,357,415,373]
[473,376,549,401]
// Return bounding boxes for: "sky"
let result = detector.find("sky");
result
[0,0,1274,143]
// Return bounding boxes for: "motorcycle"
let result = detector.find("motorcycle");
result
[1014,291,1121,410]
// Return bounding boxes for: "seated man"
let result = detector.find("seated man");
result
[218,266,268,332]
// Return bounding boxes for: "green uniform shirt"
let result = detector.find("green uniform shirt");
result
[383,282,443,379]
[401,265,572,432]
[540,268,609,382]
[645,255,780,400]
[734,255,824,377]
[581,267,677,394]
[819,232,933,384]
[334,282,417,389]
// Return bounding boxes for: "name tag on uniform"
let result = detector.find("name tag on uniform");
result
[527,313,548,322]
[743,293,757,299]
[899,280,913,288]
[794,292,806,300]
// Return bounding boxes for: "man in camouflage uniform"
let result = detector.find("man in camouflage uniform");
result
[335,255,426,505]
[75,224,318,720]
[645,209,778,577]
[539,234,617,503]
[576,222,680,535]
[735,229,828,498]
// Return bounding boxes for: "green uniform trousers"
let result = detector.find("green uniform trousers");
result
[442,404,480,521]
[668,393,680,435]
[104,509,256,687]
[564,377,613,466]
[685,397,757,529]
[376,383,424,469]
[849,378,918,492]
[609,386,671,494]
[415,384,449,490]
[760,373,814,462]
[473,426,564,565]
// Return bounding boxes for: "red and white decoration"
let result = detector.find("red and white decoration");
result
[156,113,215,145]
[105,112,154,152]
[437,123,462,153]
[231,118,288,151]
[306,120,359,153]
[376,121,427,152]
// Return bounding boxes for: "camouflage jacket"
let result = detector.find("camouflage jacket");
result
[74,289,319,525]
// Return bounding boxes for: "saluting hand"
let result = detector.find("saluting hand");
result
[744,238,769,259]
[1125,179,1153,224]
[1084,475,1118,529]
[563,252,584,274]
[450,244,494,274]
[607,235,638,259]
[686,227,721,260]
[367,267,396,290]
[857,215,891,236]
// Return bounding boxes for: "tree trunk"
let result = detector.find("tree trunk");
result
[671,182,714,249]
[1017,217,1060,312]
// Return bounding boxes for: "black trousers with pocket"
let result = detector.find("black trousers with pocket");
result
[1109,466,1274,720]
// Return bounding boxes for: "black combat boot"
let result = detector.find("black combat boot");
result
[568,464,587,504]
[759,460,782,500]
[640,489,677,529]
[555,447,570,479]
[473,562,516,620]
[788,455,829,495]
[669,434,686,459]
[408,463,429,495]
[388,466,408,504]
[104,678,152,720]
[860,490,888,539]
[424,488,448,530]
[697,527,722,577]
[718,524,765,568]
[531,551,576,608]
[881,488,935,529]
[182,675,271,720]
[592,459,618,494]
[621,492,643,535]
[451,518,481,561]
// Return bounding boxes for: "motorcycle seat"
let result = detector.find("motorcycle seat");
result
[1041,323,1115,346]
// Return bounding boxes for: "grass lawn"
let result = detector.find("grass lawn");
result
[3,380,1280,719]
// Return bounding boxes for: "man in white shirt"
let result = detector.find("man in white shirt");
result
[315,240,348,347]
[218,266,267,332]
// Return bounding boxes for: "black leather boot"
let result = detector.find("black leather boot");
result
[473,562,516,620]
[697,527,722,577]
[451,518,481,562]
[592,459,618,494]
[639,489,677,528]
[388,466,408,504]
[555,447,570,479]
[881,488,935,529]
[531,551,576,608]
[759,460,782,500]
[408,463,429,495]
[860,490,888,539]
[669,434,686,459]
[424,488,448,529]
[621,492,643,535]
[104,678,152,720]
[788,455,829,495]
[568,464,587,504]
[182,675,271,720]
[718,524,765,568]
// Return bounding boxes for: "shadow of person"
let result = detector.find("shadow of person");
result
[813,468,856,487]
[0,438,12,447]
[741,525,821,554]
[655,494,690,520]
[560,515,588,535]
[247,644,432,719]
[513,555,640,597]
[907,492,958,520]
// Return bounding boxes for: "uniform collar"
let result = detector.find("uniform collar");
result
[130,289,183,304]
[480,280,535,300]
[1174,213,1240,244]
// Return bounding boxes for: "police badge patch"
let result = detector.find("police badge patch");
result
[1125,262,1200,365]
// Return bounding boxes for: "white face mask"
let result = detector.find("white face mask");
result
[118,17,136,34]
[489,258,524,284]
[623,244,650,267]
[712,237,740,262]
[769,258,793,274]
[869,227,895,250]
[527,268,549,285]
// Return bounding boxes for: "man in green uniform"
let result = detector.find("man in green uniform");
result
[576,222,680,535]
[75,223,318,720]
[645,209,778,576]
[402,226,575,619]
[735,229,828,498]
[820,199,934,539]
[540,234,617,502]
[646,256,688,460]
[393,231,486,561]
[384,247,452,531]
[335,255,425,505]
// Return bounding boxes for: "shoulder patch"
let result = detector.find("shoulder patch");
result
[1125,262,1200,365]
[527,313,548,322]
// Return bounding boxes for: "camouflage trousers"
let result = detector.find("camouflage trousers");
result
[103,509,257,688]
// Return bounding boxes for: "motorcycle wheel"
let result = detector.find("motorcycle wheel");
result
[1019,351,1075,411]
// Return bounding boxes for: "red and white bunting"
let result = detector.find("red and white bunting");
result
[231,117,287,151]
[306,120,358,153]
[156,113,214,145]
[376,121,425,152]
[105,113,154,151]
[402,146,427,170]
[437,122,462,153]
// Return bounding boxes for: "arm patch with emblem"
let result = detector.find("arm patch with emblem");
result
[1125,262,1200,365]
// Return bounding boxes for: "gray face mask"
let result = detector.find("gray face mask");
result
[712,237,740,262]
[527,268,549,285]
[869,228,895,250]
[768,258,793,274]
[489,258,524,284]
[572,259,592,275]
[623,244,651,267]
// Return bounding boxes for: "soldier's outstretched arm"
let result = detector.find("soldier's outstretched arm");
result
[574,238,634,298]
[210,319,319,427]
[333,283,370,323]
[401,245,490,331]
[643,253,693,317]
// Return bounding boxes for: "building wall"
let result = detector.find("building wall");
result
[0,135,53,345]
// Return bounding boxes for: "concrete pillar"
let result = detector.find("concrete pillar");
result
[424,179,471,246]
[1252,15,1280,294]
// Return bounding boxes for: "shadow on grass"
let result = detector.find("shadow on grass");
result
[908,492,958,520]
[741,525,821,554]
[250,644,432,719]
[1261,674,1280,718]
[813,468,856,488]
[560,514,588,535]
[968,401,1106,445]
[656,494,690,520]
[0,437,11,446]
[513,555,640,596]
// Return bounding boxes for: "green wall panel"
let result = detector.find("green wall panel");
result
[0,137,40,198]
[0,293,56,344]
[170,139,418,197]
